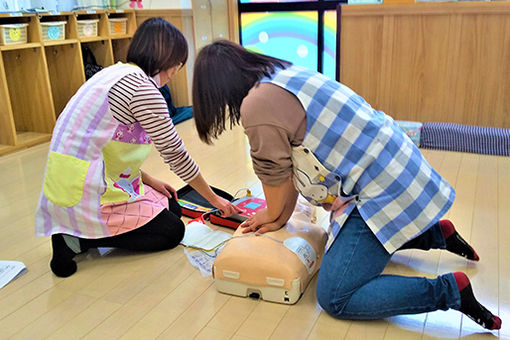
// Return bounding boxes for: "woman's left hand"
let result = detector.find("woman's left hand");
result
[240,209,278,234]
[242,221,282,234]
[142,172,178,200]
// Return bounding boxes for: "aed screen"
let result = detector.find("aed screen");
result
[244,202,261,210]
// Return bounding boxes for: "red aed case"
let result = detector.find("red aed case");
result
[210,196,267,229]
[176,185,266,229]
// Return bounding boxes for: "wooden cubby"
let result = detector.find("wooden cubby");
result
[39,12,78,42]
[111,38,131,63]
[0,9,138,156]
[81,39,113,66]
[108,10,136,63]
[39,12,84,118]
[2,46,55,148]
[44,43,85,116]
[108,10,137,37]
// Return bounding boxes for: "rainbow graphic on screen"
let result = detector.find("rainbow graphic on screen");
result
[241,11,319,72]
[240,10,337,80]
[323,10,337,80]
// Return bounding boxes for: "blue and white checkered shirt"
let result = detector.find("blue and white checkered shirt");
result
[262,66,455,253]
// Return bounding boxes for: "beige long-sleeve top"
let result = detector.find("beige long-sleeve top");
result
[240,82,307,186]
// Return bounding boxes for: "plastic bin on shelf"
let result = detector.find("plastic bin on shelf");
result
[109,18,127,35]
[78,19,99,38]
[0,23,28,46]
[41,21,66,41]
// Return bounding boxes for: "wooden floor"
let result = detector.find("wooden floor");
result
[0,119,508,339]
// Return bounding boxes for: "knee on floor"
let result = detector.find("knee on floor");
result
[316,284,352,318]
[161,220,185,250]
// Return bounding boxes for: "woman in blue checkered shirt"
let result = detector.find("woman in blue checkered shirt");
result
[192,40,501,331]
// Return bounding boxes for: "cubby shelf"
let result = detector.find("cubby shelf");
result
[79,36,109,42]
[0,9,136,156]
[42,39,79,46]
[110,34,133,40]
[0,9,193,156]
[0,42,41,51]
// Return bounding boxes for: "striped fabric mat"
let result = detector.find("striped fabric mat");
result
[420,122,510,156]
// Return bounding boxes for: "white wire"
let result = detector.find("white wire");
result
[232,187,251,201]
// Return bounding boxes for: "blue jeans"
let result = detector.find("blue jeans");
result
[316,208,461,320]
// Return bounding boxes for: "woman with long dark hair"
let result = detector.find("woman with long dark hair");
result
[192,40,501,330]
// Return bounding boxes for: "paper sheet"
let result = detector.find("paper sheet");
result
[180,222,232,251]
[183,248,218,276]
[0,261,26,289]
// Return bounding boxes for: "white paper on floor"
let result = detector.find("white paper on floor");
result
[181,222,232,276]
[184,247,221,276]
[0,260,26,289]
[181,221,232,251]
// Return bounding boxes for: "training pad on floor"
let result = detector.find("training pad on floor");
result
[212,197,328,304]
[420,122,510,156]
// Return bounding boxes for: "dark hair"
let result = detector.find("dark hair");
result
[127,17,188,77]
[192,40,291,144]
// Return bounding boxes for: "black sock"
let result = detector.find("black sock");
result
[454,272,501,330]
[441,220,480,261]
[50,234,78,277]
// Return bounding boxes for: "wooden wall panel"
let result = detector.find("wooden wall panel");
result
[340,16,385,109]
[228,0,240,43]
[340,2,510,128]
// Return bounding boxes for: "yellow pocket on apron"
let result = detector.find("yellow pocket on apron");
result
[43,151,90,207]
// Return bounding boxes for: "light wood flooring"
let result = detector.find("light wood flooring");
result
[0,119,508,339]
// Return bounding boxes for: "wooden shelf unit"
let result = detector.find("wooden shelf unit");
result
[0,9,138,156]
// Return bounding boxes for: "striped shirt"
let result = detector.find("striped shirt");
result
[108,73,199,182]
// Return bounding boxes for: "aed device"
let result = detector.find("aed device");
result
[210,196,267,229]
[177,185,266,229]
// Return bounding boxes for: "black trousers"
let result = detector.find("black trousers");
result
[81,197,185,252]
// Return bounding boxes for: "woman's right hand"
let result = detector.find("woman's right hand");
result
[210,195,243,217]
[186,174,243,217]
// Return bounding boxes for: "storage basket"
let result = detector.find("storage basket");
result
[77,19,99,38]
[109,18,127,35]
[0,24,28,46]
[41,21,66,41]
